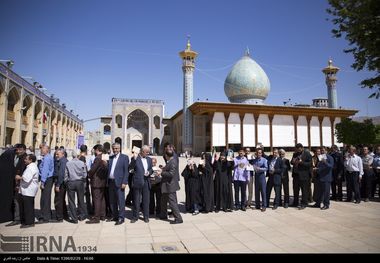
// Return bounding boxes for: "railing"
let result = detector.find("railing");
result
[7,110,15,121]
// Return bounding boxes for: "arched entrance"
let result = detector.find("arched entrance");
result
[127,109,149,147]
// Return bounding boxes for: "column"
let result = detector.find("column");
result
[14,87,24,144]
[254,114,259,147]
[224,112,229,149]
[293,115,298,146]
[306,116,311,150]
[318,116,324,147]
[27,95,36,147]
[239,113,244,147]
[330,116,335,146]
[269,114,274,152]
[0,76,9,146]
[209,112,214,150]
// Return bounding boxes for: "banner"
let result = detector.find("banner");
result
[77,135,84,149]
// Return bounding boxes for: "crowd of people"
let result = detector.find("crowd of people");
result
[0,142,379,229]
[0,142,183,228]
[181,143,380,214]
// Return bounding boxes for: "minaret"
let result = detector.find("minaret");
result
[179,36,198,152]
[322,59,340,108]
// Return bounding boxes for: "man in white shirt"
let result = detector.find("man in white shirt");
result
[15,154,39,228]
[344,146,363,203]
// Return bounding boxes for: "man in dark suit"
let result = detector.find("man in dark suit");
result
[86,144,108,224]
[313,147,334,210]
[52,149,68,222]
[107,143,129,225]
[266,149,285,210]
[279,149,291,208]
[291,143,312,209]
[158,146,183,224]
[130,145,153,223]
[330,145,344,201]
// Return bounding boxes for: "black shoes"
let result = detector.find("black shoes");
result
[241,207,246,211]
[299,206,306,210]
[85,219,100,224]
[321,206,329,210]
[20,224,35,228]
[130,219,137,223]
[115,219,124,225]
[106,218,118,222]
[272,205,278,210]
[261,207,266,212]
[49,219,63,223]
[170,219,183,224]
[284,203,289,209]
[36,220,49,224]
[355,200,361,204]
[5,221,20,227]
[312,203,321,208]
[144,218,149,223]
[68,219,78,224]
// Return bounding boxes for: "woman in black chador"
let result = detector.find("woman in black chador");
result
[181,160,202,215]
[213,152,234,212]
[198,153,214,213]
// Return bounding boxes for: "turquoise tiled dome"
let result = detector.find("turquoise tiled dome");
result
[224,52,270,104]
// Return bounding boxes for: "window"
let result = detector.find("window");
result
[115,115,122,128]
[154,115,160,129]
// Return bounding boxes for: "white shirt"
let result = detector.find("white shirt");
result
[20,162,39,197]
[141,157,148,176]
[344,154,364,176]
[109,154,119,179]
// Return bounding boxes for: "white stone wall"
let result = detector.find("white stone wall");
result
[243,113,255,147]
[272,115,295,147]
[257,114,270,146]
[228,113,240,144]
[212,112,225,147]
[297,116,308,147]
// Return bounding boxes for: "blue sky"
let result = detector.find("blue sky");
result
[1,0,378,131]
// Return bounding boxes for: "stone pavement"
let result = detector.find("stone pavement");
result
[1,156,380,253]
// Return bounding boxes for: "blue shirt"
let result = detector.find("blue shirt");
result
[253,157,268,176]
[233,156,249,182]
[39,154,54,184]
[373,154,380,169]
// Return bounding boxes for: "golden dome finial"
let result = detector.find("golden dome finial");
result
[186,35,191,50]
[328,57,333,66]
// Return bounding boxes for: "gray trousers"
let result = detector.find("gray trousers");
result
[67,180,86,221]
[247,174,254,206]
[160,192,182,221]
[13,192,22,222]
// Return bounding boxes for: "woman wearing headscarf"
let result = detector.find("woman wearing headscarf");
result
[181,159,202,215]
[198,153,214,213]
[213,152,234,212]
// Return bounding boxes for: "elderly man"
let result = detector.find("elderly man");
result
[344,146,363,204]
[107,143,129,225]
[37,143,55,223]
[253,148,268,211]
[52,149,68,222]
[313,147,334,210]
[266,148,285,210]
[130,145,153,223]
[159,146,183,224]
[65,150,87,224]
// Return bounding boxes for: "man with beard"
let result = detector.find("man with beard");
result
[158,147,183,224]
[213,151,234,212]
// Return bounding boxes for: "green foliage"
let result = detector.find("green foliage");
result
[327,0,380,98]
[335,118,380,145]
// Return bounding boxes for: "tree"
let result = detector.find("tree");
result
[335,118,380,145]
[327,0,380,98]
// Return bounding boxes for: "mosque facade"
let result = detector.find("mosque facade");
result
[103,40,356,155]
